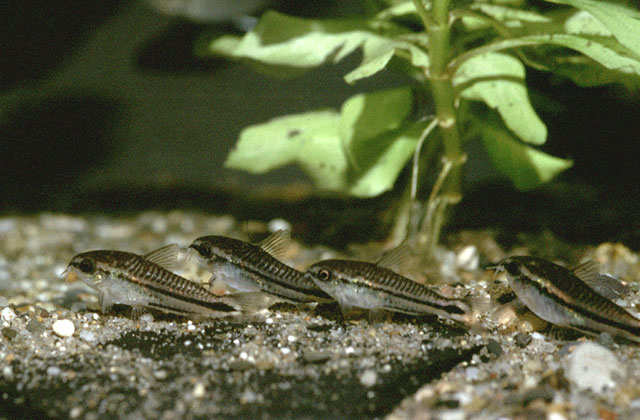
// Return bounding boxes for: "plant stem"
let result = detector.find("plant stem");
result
[417,0,465,254]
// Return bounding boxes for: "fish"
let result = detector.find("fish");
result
[188,230,332,304]
[304,246,484,325]
[63,244,272,318]
[495,256,640,343]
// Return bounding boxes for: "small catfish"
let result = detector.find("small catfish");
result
[305,246,484,325]
[188,231,332,303]
[495,256,640,343]
[63,245,272,318]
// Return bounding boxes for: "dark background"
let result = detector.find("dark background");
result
[1,0,639,246]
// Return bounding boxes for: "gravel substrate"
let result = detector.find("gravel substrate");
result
[1,212,639,420]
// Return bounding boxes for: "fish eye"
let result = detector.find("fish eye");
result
[194,242,212,258]
[317,268,331,282]
[503,262,521,276]
[78,258,96,274]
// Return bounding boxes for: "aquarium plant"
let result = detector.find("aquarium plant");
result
[201,0,640,255]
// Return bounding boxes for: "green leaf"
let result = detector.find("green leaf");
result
[347,121,423,197]
[553,56,640,87]
[376,2,416,19]
[225,110,346,190]
[477,118,572,190]
[207,11,429,83]
[546,0,640,57]
[474,4,551,24]
[453,52,547,145]
[344,39,430,83]
[563,9,612,36]
[459,33,640,77]
[344,45,396,83]
[225,89,420,197]
[340,86,413,167]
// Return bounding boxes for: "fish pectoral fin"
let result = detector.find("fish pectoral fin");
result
[223,292,279,313]
[207,276,231,295]
[464,295,493,322]
[367,308,388,324]
[547,324,585,341]
[376,243,412,274]
[258,230,291,260]
[144,244,181,271]
[98,290,113,314]
[131,305,148,321]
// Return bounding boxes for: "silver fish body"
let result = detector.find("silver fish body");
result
[189,233,332,303]
[497,256,640,342]
[64,248,265,318]
[305,259,476,324]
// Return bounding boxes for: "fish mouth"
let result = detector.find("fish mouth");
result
[59,267,78,283]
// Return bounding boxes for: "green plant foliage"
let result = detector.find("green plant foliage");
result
[208,11,429,83]
[453,52,547,145]
[225,87,420,197]
[546,0,640,56]
[478,117,573,190]
[203,0,640,246]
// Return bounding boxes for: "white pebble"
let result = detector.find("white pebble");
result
[139,313,154,323]
[78,329,96,342]
[1,307,16,321]
[438,409,466,420]
[154,370,168,380]
[465,366,480,381]
[359,369,378,387]
[52,319,75,337]
[69,407,83,419]
[47,366,62,376]
[456,245,479,271]
[565,342,623,392]
[0,296,9,308]
[268,218,291,232]
[548,412,567,420]
[193,382,206,399]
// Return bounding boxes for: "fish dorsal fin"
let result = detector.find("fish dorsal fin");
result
[569,260,630,299]
[376,244,412,273]
[571,260,600,286]
[258,230,290,260]
[144,244,180,271]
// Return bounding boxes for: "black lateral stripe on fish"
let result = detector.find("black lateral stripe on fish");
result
[496,256,640,341]
[188,231,332,303]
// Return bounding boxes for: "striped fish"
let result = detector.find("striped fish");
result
[496,256,640,342]
[63,244,270,318]
[304,246,483,324]
[188,231,332,303]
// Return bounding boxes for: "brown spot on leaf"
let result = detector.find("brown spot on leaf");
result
[287,129,301,138]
